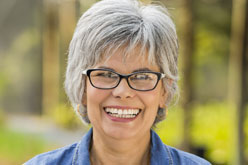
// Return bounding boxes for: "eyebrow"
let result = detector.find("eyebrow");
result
[132,68,152,72]
[97,66,152,73]
[97,66,115,71]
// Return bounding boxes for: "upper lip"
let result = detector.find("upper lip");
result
[104,105,141,110]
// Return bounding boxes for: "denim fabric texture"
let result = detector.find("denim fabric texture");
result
[25,128,211,165]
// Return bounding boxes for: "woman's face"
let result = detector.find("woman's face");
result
[85,48,167,140]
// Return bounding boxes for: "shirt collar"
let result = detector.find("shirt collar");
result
[72,128,92,165]
[150,129,173,165]
[74,128,173,165]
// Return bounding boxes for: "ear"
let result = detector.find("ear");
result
[82,92,87,106]
[82,81,87,106]
[159,79,173,108]
[159,88,167,108]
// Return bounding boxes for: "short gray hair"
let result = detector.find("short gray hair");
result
[64,0,179,125]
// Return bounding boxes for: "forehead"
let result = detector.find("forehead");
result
[95,46,160,72]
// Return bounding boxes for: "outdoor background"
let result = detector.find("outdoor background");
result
[0,0,247,164]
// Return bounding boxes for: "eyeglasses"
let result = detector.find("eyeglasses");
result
[82,68,166,91]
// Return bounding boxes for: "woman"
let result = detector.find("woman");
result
[25,0,211,164]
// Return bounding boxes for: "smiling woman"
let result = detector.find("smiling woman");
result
[25,0,211,164]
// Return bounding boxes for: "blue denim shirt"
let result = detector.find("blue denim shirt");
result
[25,128,211,165]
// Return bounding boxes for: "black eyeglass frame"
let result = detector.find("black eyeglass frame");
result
[82,68,166,91]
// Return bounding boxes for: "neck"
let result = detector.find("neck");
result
[90,128,151,165]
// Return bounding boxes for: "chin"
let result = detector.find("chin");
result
[103,127,139,140]
[101,120,150,140]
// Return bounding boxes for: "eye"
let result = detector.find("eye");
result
[94,71,118,79]
[130,73,153,80]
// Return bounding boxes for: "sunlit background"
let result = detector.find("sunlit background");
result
[0,0,247,164]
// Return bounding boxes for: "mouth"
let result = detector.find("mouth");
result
[104,107,141,119]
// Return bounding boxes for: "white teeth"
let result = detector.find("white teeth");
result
[104,108,140,118]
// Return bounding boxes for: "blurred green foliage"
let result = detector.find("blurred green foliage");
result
[194,26,229,101]
[0,27,42,114]
[0,125,57,165]
[191,103,232,164]
[0,72,9,96]
[156,102,248,165]
[51,104,82,129]
[0,109,5,126]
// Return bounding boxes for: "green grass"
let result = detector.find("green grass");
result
[0,126,57,165]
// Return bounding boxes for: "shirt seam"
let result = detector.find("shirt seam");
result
[72,141,81,165]
[164,145,173,165]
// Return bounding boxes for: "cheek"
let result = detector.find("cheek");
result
[87,86,107,107]
[86,81,111,117]
[86,87,105,127]
[140,89,162,110]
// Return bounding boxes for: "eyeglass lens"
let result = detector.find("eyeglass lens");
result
[89,70,158,90]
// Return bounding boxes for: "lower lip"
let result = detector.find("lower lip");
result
[104,110,139,123]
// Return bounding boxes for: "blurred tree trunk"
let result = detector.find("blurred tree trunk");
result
[75,0,81,19]
[180,0,195,152]
[42,0,60,115]
[58,0,77,102]
[228,0,248,164]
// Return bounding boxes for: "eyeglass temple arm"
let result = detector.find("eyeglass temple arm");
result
[82,70,87,75]
[161,73,166,79]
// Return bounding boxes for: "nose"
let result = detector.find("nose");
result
[112,78,135,99]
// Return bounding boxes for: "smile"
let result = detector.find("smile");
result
[104,107,141,119]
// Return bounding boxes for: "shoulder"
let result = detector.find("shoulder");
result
[24,142,79,165]
[164,145,211,165]
[24,128,93,165]
[150,130,211,165]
